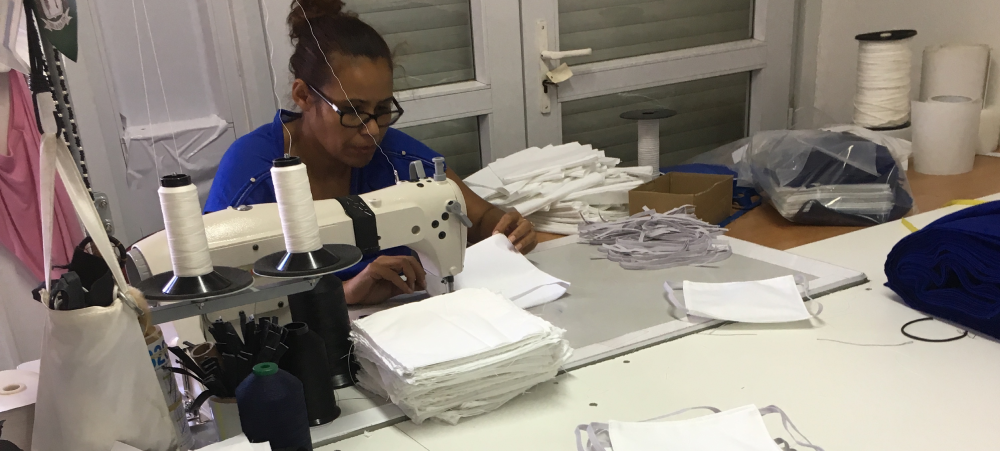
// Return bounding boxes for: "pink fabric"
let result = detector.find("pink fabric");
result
[0,72,82,282]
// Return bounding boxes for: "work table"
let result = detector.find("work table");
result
[322,193,1000,451]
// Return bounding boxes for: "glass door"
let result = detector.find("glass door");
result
[520,0,795,166]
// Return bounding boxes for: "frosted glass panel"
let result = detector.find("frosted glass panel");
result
[397,117,482,177]
[562,73,749,167]
[559,0,754,65]
[348,0,476,90]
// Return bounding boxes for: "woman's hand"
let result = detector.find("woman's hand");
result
[493,209,537,254]
[344,255,427,305]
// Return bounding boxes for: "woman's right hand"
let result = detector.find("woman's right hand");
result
[344,255,427,305]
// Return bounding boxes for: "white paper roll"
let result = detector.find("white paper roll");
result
[0,369,38,450]
[979,106,1000,154]
[920,44,991,103]
[912,95,981,175]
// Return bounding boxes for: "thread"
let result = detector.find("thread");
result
[236,363,312,450]
[137,0,181,173]
[158,178,213,277]
[637,120,660,168]
[261,0,294,157]
[853,38,915,128]
[271,159,323,253]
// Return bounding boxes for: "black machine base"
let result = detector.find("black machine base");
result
[137,266,254,301]
[254,244,363,278]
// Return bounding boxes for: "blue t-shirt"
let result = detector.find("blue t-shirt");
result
[205,110,443,279]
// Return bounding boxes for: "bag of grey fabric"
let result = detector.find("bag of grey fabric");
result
[745,130,913,226]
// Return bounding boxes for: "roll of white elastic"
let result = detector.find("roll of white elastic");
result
[853,37,915,128]
[158,182,213,277]
[637,120,660,169]
[271,161,323,254]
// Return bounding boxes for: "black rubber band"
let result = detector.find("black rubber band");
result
[335,195,381,255]
[901,317,968,343]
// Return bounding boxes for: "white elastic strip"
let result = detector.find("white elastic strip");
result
[579,206,731,270]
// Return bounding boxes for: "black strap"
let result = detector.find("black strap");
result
[335,195,380,255]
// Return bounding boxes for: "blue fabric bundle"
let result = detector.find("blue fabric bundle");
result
[885,201,1000,339]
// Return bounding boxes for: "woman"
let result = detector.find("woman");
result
[205,0,536,305]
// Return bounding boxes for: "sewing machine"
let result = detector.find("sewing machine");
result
[126,172,470,327]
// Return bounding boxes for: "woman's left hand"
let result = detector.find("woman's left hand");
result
[493,209,537,254]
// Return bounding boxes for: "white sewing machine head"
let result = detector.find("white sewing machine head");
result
[126,176,469,294]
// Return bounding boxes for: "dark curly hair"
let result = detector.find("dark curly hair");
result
[287,0,392,88]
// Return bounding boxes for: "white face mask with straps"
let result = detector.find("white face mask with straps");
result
[576,404,824,451]
[664,275,822,323]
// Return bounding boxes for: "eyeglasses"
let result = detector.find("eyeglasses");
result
[308,84,404,128]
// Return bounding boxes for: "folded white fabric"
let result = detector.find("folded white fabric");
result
[577,404,825,451]
[450,234,569,308]
[351,289,572,424]
[465,142,655,231]
[664,275,811,323]
[611,405,778,451]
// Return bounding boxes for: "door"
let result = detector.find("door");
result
[520,0,795,166]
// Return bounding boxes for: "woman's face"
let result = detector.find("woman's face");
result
[293,54,394,168]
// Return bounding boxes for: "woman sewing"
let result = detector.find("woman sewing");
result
[205,0,536,305]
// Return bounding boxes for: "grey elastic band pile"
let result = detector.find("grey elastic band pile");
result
[577,206,732,270]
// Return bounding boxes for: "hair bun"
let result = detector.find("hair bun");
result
[287,0,347,42]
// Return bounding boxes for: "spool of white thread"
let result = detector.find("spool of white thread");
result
[621,108,676,170]
[271,157,323,254]
[853,30,917,129]
[637,120,660,169]
[158,174,213,277]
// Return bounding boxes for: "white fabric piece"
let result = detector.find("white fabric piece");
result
[452,234,568,308]
[514,172,605,216]
[609,405,778,451]
[352,289,561,371]
[350,289,571,424]
[466,142,654,232]
[666,276,811,323]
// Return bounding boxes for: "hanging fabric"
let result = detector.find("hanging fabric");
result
[0,70,80,281]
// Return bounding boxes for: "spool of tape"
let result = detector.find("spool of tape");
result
[0,369,38,450]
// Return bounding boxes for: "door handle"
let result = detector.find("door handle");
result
[541,48,592,60]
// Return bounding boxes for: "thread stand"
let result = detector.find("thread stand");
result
[620,108,677,171]
[138,174,253,302]
[253,244,363,278]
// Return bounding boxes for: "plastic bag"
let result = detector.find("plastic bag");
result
[32,134,179,451]
[744,130,914,226]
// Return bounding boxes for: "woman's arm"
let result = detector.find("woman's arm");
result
[446,169,537,253]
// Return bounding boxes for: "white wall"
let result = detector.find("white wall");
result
[0,246,45,368]
[796,0,1000,124]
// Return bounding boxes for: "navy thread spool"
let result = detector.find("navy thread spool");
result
[236,362,312,451]
[279,322,341,425]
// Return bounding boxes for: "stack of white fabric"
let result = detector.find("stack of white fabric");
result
[351,288,572,424]
[465,142,656,235]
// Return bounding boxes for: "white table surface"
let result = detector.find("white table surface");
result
[320,194,1000,451]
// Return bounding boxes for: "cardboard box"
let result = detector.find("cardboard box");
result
[628,172,734,224]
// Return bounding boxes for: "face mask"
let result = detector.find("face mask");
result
[576,404,824,451]
[664,275,821,323]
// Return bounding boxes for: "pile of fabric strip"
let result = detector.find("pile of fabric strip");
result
[350,288,572,424]
[885,201,1000,339]
[578,206,732,270]
[464,142,657,234]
